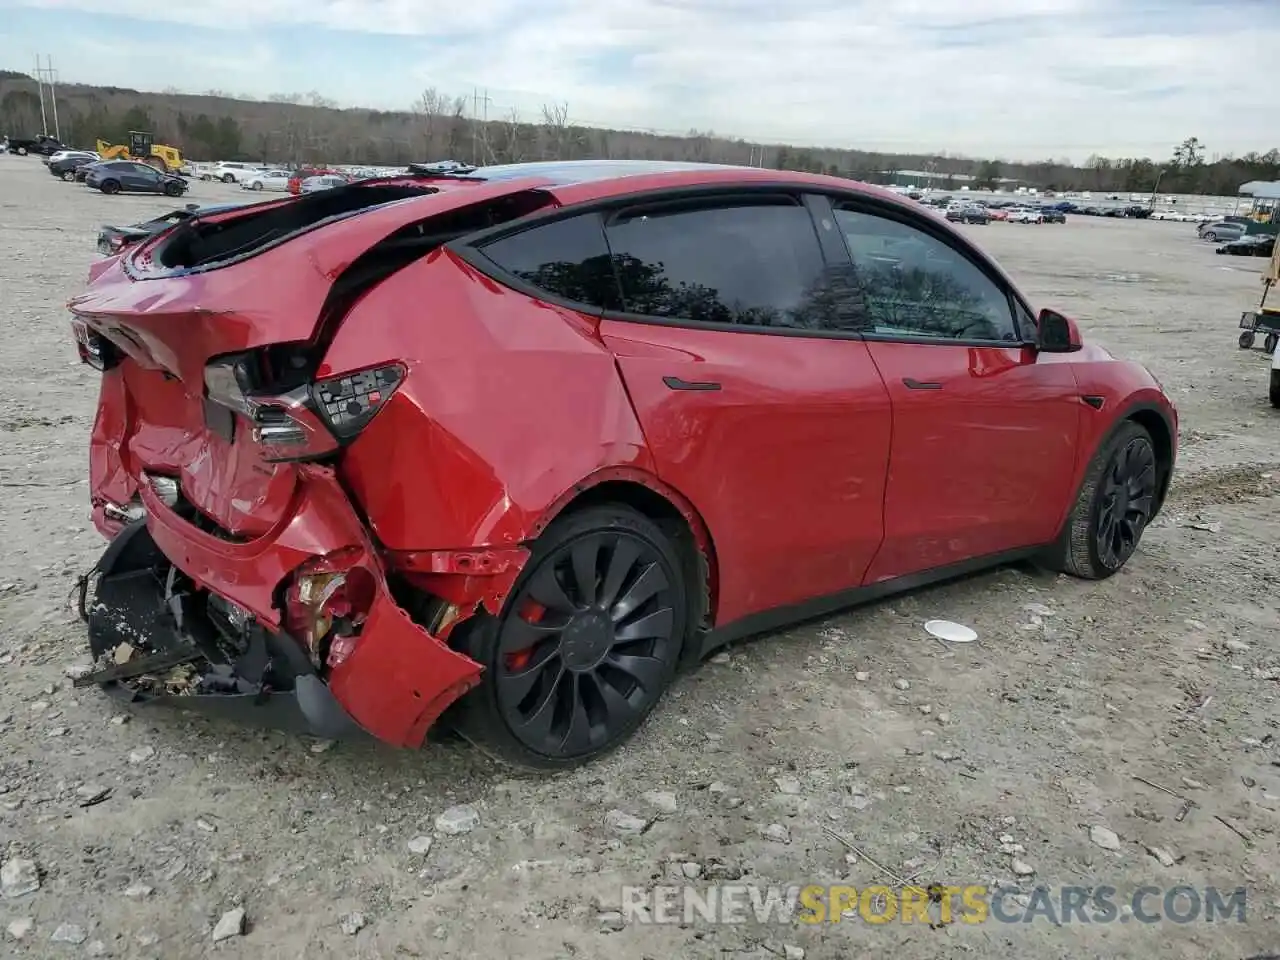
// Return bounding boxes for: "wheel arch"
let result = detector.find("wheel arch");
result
[533,467,720,650]
[1120,401,1176,518]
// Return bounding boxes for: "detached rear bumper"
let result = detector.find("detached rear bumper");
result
[81,468,485,747]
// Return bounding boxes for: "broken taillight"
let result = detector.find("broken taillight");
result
[283,548,377,670]
[203,356,404,463]
[71,319,118,370]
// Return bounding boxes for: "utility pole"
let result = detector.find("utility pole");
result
[47,56,60,142]
[34,55,48,136]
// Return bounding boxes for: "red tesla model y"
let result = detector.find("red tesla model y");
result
[69,161,1177,768]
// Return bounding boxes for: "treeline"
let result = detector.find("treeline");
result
[1,70,1276,195]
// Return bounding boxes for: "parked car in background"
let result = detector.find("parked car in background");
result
[1008,207,1044,224]
[1039,207,1067,224]
[5,134,67,156]
[85,160,189,197]
[208,162,264,184]
[48,153,102,181]
[945,205,990,224]
[987,207,1009,221]
[242,169,292,192]
[300,173,348,193]
[47,149,99,167]
[1200,221,1247,243]
[1215,233,1275,257]
[287,167,344,194]
[69,159,1177,768]
[96,201,248,256]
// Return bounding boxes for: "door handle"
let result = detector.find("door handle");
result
[663,376,721,392]
[902,378,942,390]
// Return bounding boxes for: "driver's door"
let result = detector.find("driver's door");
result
[828,202,1081,583]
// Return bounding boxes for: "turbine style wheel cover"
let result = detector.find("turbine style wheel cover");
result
[495,530,679,759]
[1095,436,1157,570]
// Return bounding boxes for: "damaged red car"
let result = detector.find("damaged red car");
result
[70,160,1177,768]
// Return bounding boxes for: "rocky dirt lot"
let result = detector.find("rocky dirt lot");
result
[1,156,1279,959]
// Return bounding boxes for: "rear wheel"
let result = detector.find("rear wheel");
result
[251,182,263,190]
[222,173,235,183]
[15,146,27,156]
[450,504,689,769]
[100,179,120,195]
[1043,421,1158,580]
[61,170,75,181]
[1204,231,1218,241]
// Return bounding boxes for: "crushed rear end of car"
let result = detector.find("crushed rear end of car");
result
[70,174,557,746]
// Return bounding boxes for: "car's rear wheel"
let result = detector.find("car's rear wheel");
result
[1044,421,1158,580]
[15,146,27,156]
[100,179,120,195]
[251,182,263,190]
[61,170,75,181]
[222,173,235,183]
[451,504,689,769]
[1204,231,1218,241]
[1240,331,1257,349]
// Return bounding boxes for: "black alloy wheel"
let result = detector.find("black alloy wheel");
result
[494,523,682,759]
[1094,433,1157,572]
[447,504,693,768]
[100,180,120,195]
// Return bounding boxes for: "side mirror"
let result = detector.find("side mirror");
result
[1036,308,1083,353]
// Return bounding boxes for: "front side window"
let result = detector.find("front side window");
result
[831,206,1018,342]
[479,213,622,311]
[603,200,831,330]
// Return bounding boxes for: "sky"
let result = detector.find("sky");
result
[1,0,1277,162]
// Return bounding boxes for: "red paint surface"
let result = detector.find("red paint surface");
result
[76,165,1177,749]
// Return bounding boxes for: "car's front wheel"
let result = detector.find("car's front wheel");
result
[450,504,690,769]
[1204,231,1218,241]
[222,173,235,183]
[1044,421,1159,579]
[62,170,75,181]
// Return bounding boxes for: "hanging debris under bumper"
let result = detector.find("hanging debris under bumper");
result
[77,483,487,746]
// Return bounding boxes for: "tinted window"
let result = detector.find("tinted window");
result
[832,207,1018,342]
[604,200,830,329]
[480,214,622,311]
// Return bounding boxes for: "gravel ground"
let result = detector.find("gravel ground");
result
[1,155,1279,959]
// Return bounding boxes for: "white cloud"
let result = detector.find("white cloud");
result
[9,0,1280,160]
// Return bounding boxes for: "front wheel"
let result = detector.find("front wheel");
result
[15,146,27,155]
[1204,232,1218,242]
[222,173,235,183]
[450,504,690,769]
[251,182,263,190]
[163,182,182,197]
[1042,421,1158,580]
[62,170,75,181]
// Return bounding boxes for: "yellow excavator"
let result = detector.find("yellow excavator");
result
[95,131,183,173]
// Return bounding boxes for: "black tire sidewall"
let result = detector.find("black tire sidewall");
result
[450,503,690,769]
[1080,422,1155,576]
[101,180,119,194]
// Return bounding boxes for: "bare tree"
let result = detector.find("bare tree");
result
[541,102,574,160]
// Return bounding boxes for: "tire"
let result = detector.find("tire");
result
[163,183,182,197]
[222,173,235,183]
[1240,331,1256,349]
[449,503,691,769]
[16,146,27,156]
[1204,232,1217,242]
[1266,334,1278,355]
[1042,421,1159,580]
[62,170,74,181]
[251,182,263,190]
[201,174,212,181]
[1271,370,1280,409]
[99,180,120,195]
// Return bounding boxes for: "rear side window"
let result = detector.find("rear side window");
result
[479,214,623,311]
[602,200,829,329]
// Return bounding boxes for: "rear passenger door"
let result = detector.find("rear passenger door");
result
[595,194,894,625]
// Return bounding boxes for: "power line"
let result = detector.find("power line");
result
[32,54,60,141]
